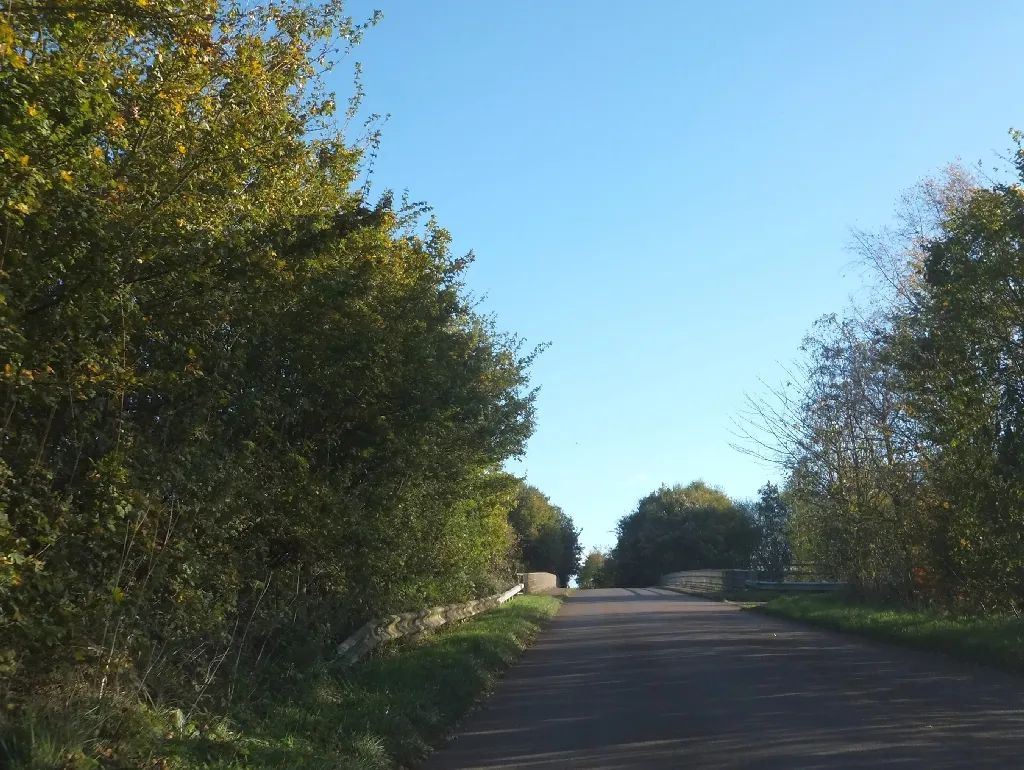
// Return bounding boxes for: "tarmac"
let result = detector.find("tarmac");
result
[421,587,1024,769]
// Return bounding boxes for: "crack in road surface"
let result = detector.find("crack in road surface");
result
[421,587,1024,769]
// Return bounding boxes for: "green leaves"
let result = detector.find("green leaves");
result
[508,485,581,586]
[611,481,757,587]
[892,177,1024,607]
[0,0,537,734]
[577,550,613,589]
[749,162,1024,610]
[751,483,792,581]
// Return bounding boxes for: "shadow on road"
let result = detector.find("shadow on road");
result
[422,588,1024,769]
[563,587,681,604]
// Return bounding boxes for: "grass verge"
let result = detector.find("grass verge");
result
[757,594,1024,674]
[1,595,561,770]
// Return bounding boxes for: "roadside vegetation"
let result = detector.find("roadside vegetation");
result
[600,140,1024,657]
[0,2,577,767]
[759,595,1024,674]
[3,595,561,770]
[733,160,1024,614]
[508,486,582,588]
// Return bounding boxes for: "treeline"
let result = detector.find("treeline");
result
[508,485,582,587]
[737,158,1024,610]
[580,481,791,588]
[0,0,577,741]
[596,154,1024,614]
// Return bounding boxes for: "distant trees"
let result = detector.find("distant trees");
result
[750,483,792,581]
[577,550,614,589]
[508,485,582,586]
[610,481,757,587]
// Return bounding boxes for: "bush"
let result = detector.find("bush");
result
[0,0,536,736]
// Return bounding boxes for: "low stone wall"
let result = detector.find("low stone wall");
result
[660,569,752,592]
[335,583,524,666]
[520,572,558,594]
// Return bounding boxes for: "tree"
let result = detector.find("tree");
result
[750,483,792,581]
[795,315,929,595]
[0,0,539,723]
[739,313,932,595]
[889,147,1024,608]
[611,481,757,587]
[734,166,1024,606]
[508,485,582,587]
[578,550,613,589]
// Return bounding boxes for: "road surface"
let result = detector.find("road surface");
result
[421,587,1024,769]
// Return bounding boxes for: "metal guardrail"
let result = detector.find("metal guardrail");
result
[745,580,846,592]
[660,570,752,592]
[335,583,524,666]
[660,569,847,594]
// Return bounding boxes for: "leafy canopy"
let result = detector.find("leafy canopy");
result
[611,481,756,587]
[507,484,582,587]
[0,0,538,740]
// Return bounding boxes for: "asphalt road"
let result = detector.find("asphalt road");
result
[420,587,1024,769]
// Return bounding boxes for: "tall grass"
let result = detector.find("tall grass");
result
[1,595,561,770]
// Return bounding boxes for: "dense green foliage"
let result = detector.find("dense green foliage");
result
[749,483,792,581]
[744,153,1024,611]
[576,549,613,589]
[891,174,1024,607]
[3,594,560,770]
[0,0,544,759]
[610,481,757,587]
[507,485,581,587]
[759,594,1024,674]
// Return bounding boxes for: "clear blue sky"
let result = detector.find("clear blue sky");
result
[340,0,1023,551]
